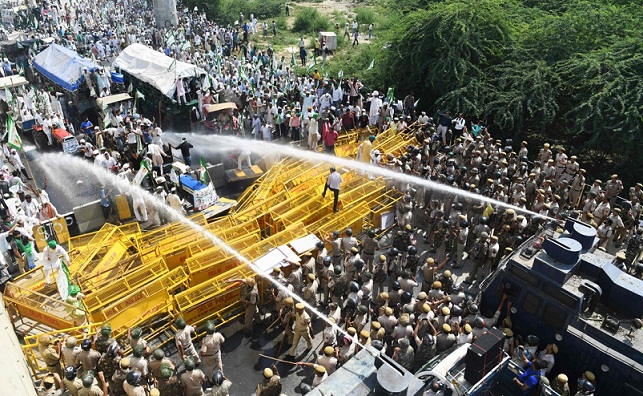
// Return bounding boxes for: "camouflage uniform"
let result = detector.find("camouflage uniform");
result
[394,345,415,371]
[157,376,183,396]
[96,354,120,385]
[110,369,128,396]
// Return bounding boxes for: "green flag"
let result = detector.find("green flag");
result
[136,89,145,101]
[387,87,395,103]
[200,157,208,184]
[166,34,176,47]
[6,114,21,150]
[141,159,151,173]
[306,59,317,74]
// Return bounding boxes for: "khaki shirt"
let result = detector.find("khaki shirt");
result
[181,369,206,396]
[202,333,225,355]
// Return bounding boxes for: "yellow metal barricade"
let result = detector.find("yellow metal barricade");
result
[82,258,169,312]
[92,266,189,335]
[174,264,257,327]
[3,282,87,330]
[187,231,260,285]
[22,322,104,379]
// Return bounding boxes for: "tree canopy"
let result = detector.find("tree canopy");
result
[367,0,643,184]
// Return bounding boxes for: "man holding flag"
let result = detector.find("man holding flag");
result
[42,240,70,288]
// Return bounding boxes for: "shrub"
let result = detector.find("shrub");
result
[292,7,331,33]
[355,7,376,25]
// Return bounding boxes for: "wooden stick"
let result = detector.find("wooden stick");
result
[265,317,280,332]
[259,354,298,365]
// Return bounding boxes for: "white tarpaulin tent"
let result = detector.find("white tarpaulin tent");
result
[113,43,206,99]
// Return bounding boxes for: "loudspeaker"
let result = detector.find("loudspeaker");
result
[464,327,505,384]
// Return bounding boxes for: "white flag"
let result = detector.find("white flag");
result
[366,59,374,71]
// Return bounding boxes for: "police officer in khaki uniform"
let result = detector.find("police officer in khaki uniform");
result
[227,277,259,334]
[110,358,130,396]
[210,371,233,396]
[76,339,101,376]
[38,375,62,396]
[280,297,296,345]
[174,317,201,364]
[200,320,225,382]
[78,374,105,396]
[255,366,282,396]
[38,334,63,378]
[288,303,313,356]
[303,273,319,309]
[180,359,206,396]
[62,366,83,396]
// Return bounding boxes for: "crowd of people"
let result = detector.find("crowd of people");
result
[4,1,639,396]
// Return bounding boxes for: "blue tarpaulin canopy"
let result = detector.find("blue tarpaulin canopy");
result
[32,44,99,92]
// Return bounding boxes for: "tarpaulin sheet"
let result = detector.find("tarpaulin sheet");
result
[113,43,206,99]
[32,44,99,92]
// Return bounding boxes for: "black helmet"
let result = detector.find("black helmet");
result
[332,230,340,238]
[514,236,524,245]
[446,175,455,183]
[345,227,353,236]
[520,156,528,163]
[64,366,77,381]
[526,335,540,346]
[460,166,468,173]
[433,158,440,165]
[403,204,412,212]
[451,305,463,317]
[412,148,420,156]
[354,259,364,269]
[473,317,486,328]
[460,220,469,227]
[388,247,399,257]
[213,371,224,386]
[349,282,360,293]
[371,340,384,351]
[126,370,142,386]
[408,246,417,255]
[443,146,452,153]
[82,374,94,388]
[407,188,417,197]
[323,256,332,266]
[334,265,342,275]
[81,339,92,351]
[453,202,463,211]
[401,291,412,304]
[577,379,595,394]
[367,229,376,238]
[391,281,401,291]
[468,303,479,314]
[316,241,325,250]
[345,297,357,308]
[479,217,487,225]
[107,341,120,357]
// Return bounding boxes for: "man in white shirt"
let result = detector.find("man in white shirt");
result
[322,167,342,213]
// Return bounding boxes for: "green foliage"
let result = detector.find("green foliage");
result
[355,8,376,25]
[292,8,331,33]
[191,0,284,25]
[360,0,642,183]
